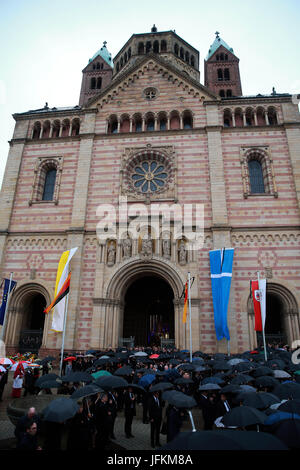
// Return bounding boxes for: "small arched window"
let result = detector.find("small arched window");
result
[138,42,144,54]
[217,69,223,81]
[224,68,230,81]
[161,40,167,52]
[91,77,96,89]
[248,160,265,194]
[42,168,57,201]
[174,44,179,56]
[226,89,232,97]
[96,77,102,89]
[191,55,195,67]
[219,90,225,97]
[153,41,159,53]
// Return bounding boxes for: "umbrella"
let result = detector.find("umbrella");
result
[42,397,79,423]
[11,361,30,371]
[70,384,103,400]
[194,366,208,372]
[273,382,300,400]
[124,384,146,394]
[0,365,6,372]
[113,366,133,376]
[63,356,77,362]
[273,370,291,379]
[134,352,148,357]
[177,364,196,372]
[271,418,300,449]
[138,374,156,387]
[91,370,112,380]
[94,376,128,389]
[221,384,241,394]
[162,390,197,408]
[231,374,253,385]
[201,377,224,385]
[35,373,61,387]
[160,431,243,450]
[149,354,160,359]
[238,385,257,393]
[228,358,247,366]
[233,362,255,373]
[174,378,194,385]
[212,430,288,451]
[278,399,300,414]
[61,371,93,383]
[267,359,286,369]
[39,380,62,389]
[235,392,280,409]
[265,410,300,425]
[251,366,274,378]
[222,406,267,427]
[149,382,174,392]
[255,376,279,388]
[198,383,221,391]
[0,357,15,365]
[212,362,232,371]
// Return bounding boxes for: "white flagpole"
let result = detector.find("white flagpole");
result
[59,292,70,377]
[188,272,193,363]
[188,410,196,432]
[257,271,267,362]
[0,272,14,342]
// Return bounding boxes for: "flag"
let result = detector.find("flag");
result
[0,278,17,325]
[182,282,188,323]
[209,248,234,341]
[51,247,78,332]
[251,278,266,331]
[44,273,71,314]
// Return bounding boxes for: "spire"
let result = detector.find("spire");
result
[89,41,113,67]
[206,32,234,60]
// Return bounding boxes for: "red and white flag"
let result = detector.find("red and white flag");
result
[251,278,266,331]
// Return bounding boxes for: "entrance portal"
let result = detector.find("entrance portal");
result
[257,292,287,346]
[18,292,47,353]
[123,276,174,347]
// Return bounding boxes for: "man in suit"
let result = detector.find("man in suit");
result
[148,391,163,448]
[124,387,136,438]
[198,391,217,430]
[215,393,231,417]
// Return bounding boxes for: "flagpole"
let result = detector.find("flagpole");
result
[257,271,267,362]
[0,272,14,342]
[188,271,193,363]
[59,292,69,377]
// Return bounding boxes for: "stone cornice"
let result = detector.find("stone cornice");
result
[13,107,97,122]
[204,95,293,106]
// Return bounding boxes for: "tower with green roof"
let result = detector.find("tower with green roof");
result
[204,32,242,98]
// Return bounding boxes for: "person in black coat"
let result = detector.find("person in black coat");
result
[15,407,41,446]
[148,391,163,448]
[124,387,136,438]
[17,420,41,451]
[198,392,217,430]
[67,400,92,450]
[94,393,111,449]
[0,369,8,401]
[107,391,118,439]
[215,393,231,418]
[166,405,183,443]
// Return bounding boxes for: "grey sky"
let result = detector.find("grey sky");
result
[0,0,299,187]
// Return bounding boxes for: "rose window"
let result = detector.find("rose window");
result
[131,161,168,193]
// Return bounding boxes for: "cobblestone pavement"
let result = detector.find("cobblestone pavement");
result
[0,370,202,450]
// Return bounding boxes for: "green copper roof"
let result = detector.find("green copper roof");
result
[206,33,234,60]
[89,42,113,67]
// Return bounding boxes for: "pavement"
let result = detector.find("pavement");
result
[0,370,202,450]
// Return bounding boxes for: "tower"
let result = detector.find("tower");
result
[79,41,113,106]
[204,32,242,97]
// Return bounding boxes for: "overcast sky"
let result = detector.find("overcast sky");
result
[0,0,299,188]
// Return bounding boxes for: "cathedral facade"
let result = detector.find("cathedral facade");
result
[0,27,300,356]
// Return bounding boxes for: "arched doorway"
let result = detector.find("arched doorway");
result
[123,276,174,347]
[247,282,299,349]
[5,282,51,354]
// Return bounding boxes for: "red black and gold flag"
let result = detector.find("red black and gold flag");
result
[44,272,71,314]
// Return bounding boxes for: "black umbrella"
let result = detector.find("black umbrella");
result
[35,373,61,387]
[222,406,267,427]
[160,431,243,450]
[70,384,103,400]
[231,374,253,385]
[251,366,274,378]
[125,384,146,394]
[39,380,62,389]
[235,392,280,409]
[42,398,79,423]
[221,384,241,394]
[278,399,300,414]
[174,378,194,385]
[214,430,288,450]
[232,362,254,373]
[94,376,129,389]
[272,418,300,449]
[177,364,196,372]
[61,371,93,383]
[149,382,174,392]
[274,382,300,400]
[255,376,279,388]
[113,366,133,376]
[212,361,232,371]
[162,390,197,408]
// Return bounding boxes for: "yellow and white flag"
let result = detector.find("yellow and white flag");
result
[51,247,78,332]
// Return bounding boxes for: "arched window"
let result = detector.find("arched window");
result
[220,53,224,61]
[191,55,195,67]
[185,51,190,63]
[96,62,100,70]
[42,168,57,201]
[153,40,159,53]
[217,69,223,81]
[138,42,144,54]
[183,111,193,129]
[32,122,41,139]
[226,89,232,97]
[219,90,225,97]
[224,68,230,81]
[216,54,220,61]
[146,41,151,53]
[96,77,102,89]
[90,77,96,89]
[128,47,132,59]
[124,52,128,63]
[180,47,184,59]
[116,62,120,73]
[161,40,167,52]
[248,160,265,193]
[174,43,179,56]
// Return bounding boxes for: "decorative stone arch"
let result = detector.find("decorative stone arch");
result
[240,146,278,198]
[244,280,300,350]
[4,279,52,352]
[91,256,199,350]
[29,156,63,205]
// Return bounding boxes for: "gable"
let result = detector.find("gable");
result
[85,53,218,111]
[208,45,239,62]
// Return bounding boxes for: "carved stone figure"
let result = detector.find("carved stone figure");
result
[122,236,132,259]
[162,237,171,259]
[107,241,116,266]
[178,239,187,265]
[140,234,153,259]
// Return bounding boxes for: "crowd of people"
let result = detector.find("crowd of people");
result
[2,342,300,450]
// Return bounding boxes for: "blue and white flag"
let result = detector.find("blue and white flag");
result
[209,248,234,341]
[0,278,17,325]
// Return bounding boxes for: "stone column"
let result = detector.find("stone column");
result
[284,125,300,211]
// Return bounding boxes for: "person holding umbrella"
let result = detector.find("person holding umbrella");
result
[124,386,136,438]
[67,399,93,450]
[107,390,118,440]
[94,392,111,449]
[148,390,163,448]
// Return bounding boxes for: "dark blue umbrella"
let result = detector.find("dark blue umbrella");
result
[42,398,79,423]
[264,411,300,425]
[201,376,224,385]
[138,374,156,387]
[274,382,300,399]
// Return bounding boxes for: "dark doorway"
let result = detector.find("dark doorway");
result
[19,293,46,353]
[257,292,287,346]
[123,276,174,347]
